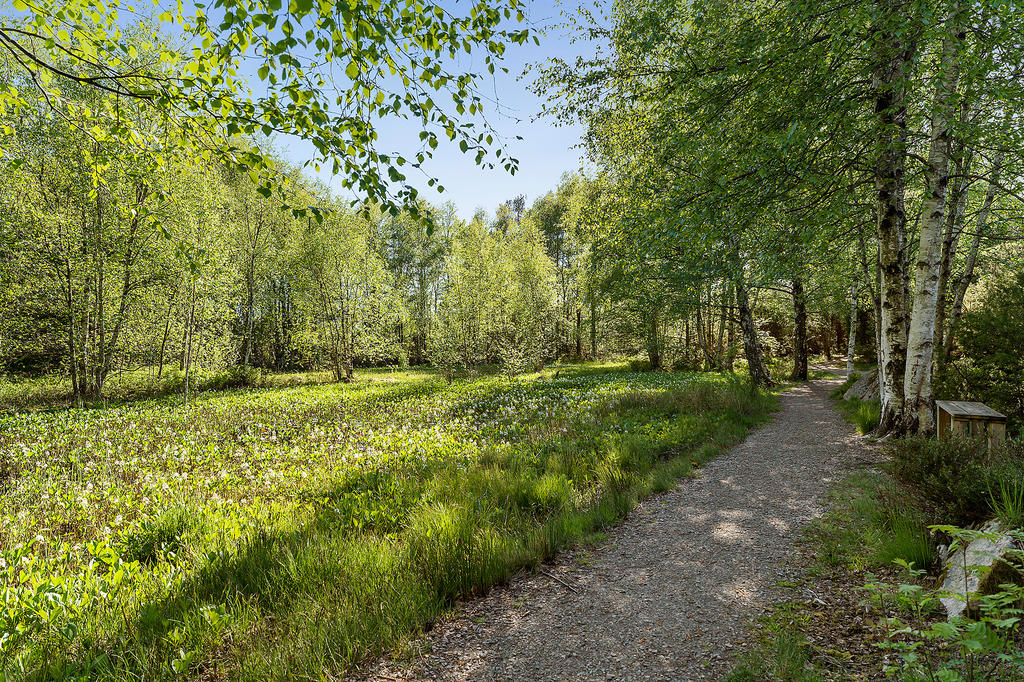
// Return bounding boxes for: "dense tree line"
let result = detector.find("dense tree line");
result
[0,109,682,399]
[537,0,1024,435]
[3,0,1022,437]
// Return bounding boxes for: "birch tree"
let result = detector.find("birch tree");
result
[903,1,966,433]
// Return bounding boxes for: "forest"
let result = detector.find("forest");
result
[1,0,1024,678]
[1,0,1021,434]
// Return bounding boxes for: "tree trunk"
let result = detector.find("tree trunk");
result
[903,2,964,433]
[856,228,882,367]
[846,278,858,373]
[576,308,582,359]
[735,273,773,387]
[942,150,1002,364]
[243,270,256,367]
[791,276,808,381]
[726,284,736,372]
[716,282,728,371]
[184,287,196,401]
[646,305,662,370]
[872,4,917,435]
[694,289,715,370]
[158,292,176,378]
[934,147,973,358]
[590,293,597,359]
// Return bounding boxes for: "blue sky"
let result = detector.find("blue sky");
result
[275,0,591,221]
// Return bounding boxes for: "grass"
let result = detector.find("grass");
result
[0,364,774,679]
[0,365,343,411]
[803,471,935,574]
[989,473,1024,528]
[838,397,881,434]
[725,604,824,682]
[872,502,935,571]
[828,371,880,435]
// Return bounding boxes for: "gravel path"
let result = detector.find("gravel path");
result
[358,371,877,681]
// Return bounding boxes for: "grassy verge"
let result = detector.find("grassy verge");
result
[0,365,774,679]
[725,470,931,681]
[804,471,934,574]
[728,426,1024,679]
[829,372,880,434]
[0,365,438,411]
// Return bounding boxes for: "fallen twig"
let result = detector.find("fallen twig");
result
[541,569,580,593]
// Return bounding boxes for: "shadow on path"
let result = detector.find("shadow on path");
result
[357,371,877,682]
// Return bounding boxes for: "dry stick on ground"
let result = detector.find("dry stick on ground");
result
[540,570,580,594]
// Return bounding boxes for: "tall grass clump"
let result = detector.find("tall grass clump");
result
[989,472,1024,529]
[801,471,934,574]
[833,396,880,434]
[871,503,934,570]
[726,629,824,682]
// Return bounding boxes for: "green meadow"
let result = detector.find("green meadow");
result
[0,365,772,679]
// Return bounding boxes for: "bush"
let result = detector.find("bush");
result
[888,437,1024,525]
[889,437,992,524]
[938,269,1024,435]
[204,366,266,390]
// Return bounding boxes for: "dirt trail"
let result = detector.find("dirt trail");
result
[358,371,876,681]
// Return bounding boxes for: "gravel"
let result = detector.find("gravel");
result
[355,371,876,681]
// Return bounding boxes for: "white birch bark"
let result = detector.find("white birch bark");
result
[903,3,964,433]
[872,9,916,435]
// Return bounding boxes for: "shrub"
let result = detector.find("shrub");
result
[938,269,1024,435]
[204,366,266,391]
[888,437,1024,525]
[888,437,992,524]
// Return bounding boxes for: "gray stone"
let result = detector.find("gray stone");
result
[843,369,879,402]
[938,521,1022,620]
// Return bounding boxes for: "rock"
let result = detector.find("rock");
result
[938,521,1023,620]
[843,369,879,402]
